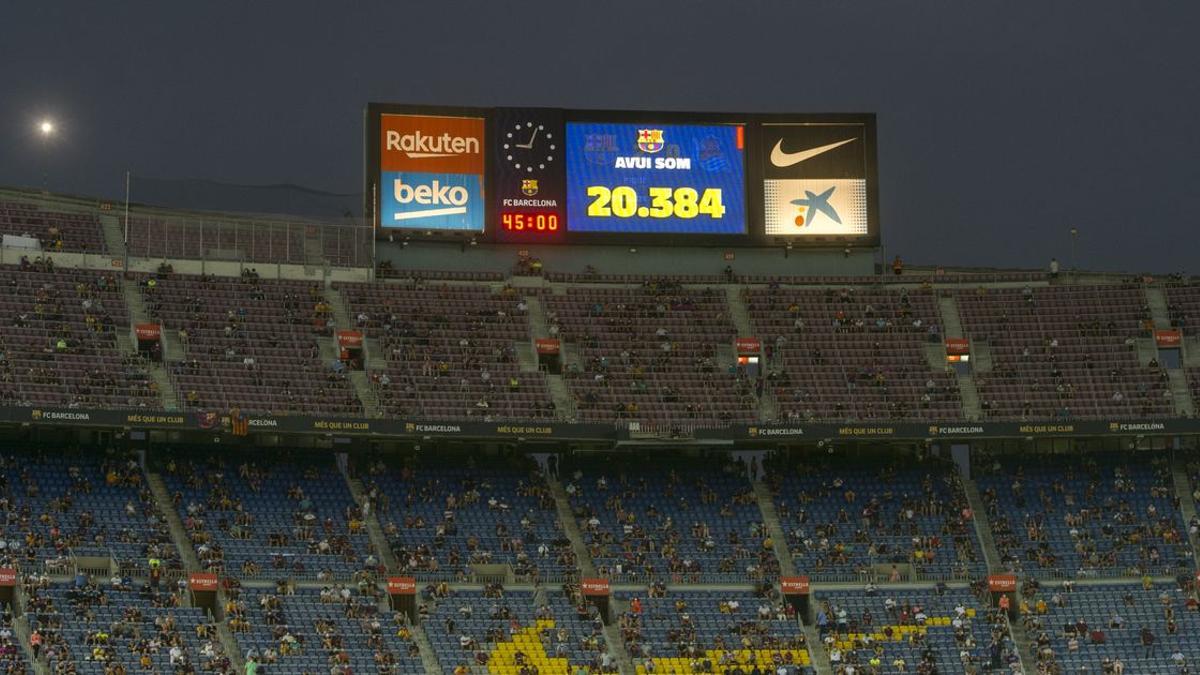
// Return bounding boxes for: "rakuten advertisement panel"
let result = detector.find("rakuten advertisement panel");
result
[377,112,486,232]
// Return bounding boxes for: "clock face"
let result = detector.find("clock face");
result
[503,121,556,174]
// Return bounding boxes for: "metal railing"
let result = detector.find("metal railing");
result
[126,211,373,268]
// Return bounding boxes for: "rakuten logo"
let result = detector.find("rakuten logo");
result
[386,130,480,159]
[392,179,469,221]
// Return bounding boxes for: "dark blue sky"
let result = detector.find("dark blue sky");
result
[1,1,1196,272]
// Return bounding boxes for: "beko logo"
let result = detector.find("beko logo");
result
[386,130,480,159]
[769,137,857,168]
[392,179,470,221]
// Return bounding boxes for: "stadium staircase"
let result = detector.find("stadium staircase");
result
[728,285,779,421]
[1144,285,1172,329]
[1005,612,1039,671]
[959,475,1003,573]
[119,276,181,410]
[1140,287,1197,415]
[11,591,48,675]
[145,471,203,571]
[523,294,578,420]
[1171,460,1199,552]
[600,595,636,675]
[343,474,399,572]
[214,614,247,672]
[325,284,355,330]
[325,285,383,417]
[752,480,798,577]
[407,620,443,674]
[725,285,754,336]
[935,295,983,419]
[546,475,598,578]
[98,213,127,258]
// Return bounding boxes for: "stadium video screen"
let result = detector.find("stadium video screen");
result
[366,105,878,245]
[563,122,747,234]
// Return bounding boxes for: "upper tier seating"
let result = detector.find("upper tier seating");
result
[140,272,361,416]
[0,449,181,575]
[1162,284,1200,413]
[744,286,961,422]
[977,451,1191,578]
[0,201,106,254]
[162,454,374,580]
[768,457,986,582]
[336,281,555,422]
[956,284,1172,420]
[544,282,757,428]
[0,265,157,409]
[565,456,777,583]
[363,454,577,582]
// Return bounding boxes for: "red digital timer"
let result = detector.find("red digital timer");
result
[500,212,560,232]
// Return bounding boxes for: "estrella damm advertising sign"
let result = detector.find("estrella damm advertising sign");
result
[378,114,485,232]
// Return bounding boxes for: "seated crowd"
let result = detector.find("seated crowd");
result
[566,456,778,583]
[363,454,577,581]
[162,454,376,580]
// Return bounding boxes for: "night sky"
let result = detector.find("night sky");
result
[1,1,1196,272]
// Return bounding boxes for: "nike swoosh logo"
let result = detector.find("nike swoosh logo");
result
[770,137,858,168]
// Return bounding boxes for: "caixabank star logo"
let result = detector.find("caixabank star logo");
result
[762,123,869,238]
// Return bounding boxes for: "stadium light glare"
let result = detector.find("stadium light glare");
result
[39,120,55,136]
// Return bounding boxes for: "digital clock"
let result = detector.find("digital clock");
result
[500,211,560,232]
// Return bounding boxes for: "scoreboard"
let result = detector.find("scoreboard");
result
[365,104,879,247]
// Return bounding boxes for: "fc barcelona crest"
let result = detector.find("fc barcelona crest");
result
[521,179,539,196]
[637,129,664,154]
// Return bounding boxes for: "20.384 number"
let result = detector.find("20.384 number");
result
[586,186,726,219]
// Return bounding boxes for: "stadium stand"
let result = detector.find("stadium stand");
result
[976,451,1191,578]
[768,455,987,582]
[160,453,376,580]
[139,271,362,416]
[617,588,814,675]
[336,280,556,421]
[564,454,778,583]
[744,285,961,422]
[814,584,1017,673]
[1017,579,1200,674]
[0,604,25,675]
[362,453,577,582]
[422,584,617,674]
[1163,282,1200,410]
[956,284,1171,420]
[544,282,757,428]
[0,448,181,576]
[0,264,157,409]
[24,578,229,674]
[0,201,106,254]
[227,584,422,675]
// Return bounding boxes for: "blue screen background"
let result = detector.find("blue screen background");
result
[565,122,746,234]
